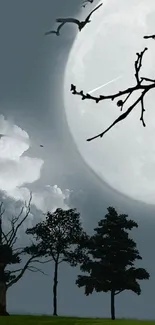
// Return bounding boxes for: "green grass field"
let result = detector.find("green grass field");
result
[0,316,155,325]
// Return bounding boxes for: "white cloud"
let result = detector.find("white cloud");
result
[0,115,43,195]
[0,115,71,216]
[32,185,71,213]
[1,185,71,241]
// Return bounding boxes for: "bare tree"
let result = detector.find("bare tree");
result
[70,38,155,141]
[0,193,45,316]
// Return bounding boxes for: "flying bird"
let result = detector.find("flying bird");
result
[143,34,155,40]
[40,144,44,147]
[82,0,94,8]
[56,3,103,32]
[45,22,65,36]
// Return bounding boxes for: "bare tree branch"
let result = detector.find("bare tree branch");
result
[144,34,155,40]
[8,258,50,278]
[0,193,48,298]
[12,246,26,252]
[9,266,47,275]
[0,202,9,245]
[6,255,35,289]
[0,202,5,217]
[8,269,24,274]
[5,192,32,247]
[58,259,64,264]
[32,258,53,264]
[86,90,148,141]
[71,46,155,141]
[27,265,48,276]
[115,289,124,296]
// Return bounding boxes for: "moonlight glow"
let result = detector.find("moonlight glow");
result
[64,0,155,205]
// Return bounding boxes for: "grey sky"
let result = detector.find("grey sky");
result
[0,0,155,320]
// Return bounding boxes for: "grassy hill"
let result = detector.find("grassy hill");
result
[0,316,154,325]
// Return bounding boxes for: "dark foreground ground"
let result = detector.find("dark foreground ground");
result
[0,316,155,325]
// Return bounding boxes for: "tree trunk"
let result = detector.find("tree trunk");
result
[110,289,115,320]
[0,281,9,316]
[53,261,58,316]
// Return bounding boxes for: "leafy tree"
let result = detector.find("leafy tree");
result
[76,207,150,320]
[0,193,44,316]
[26,208,88,316]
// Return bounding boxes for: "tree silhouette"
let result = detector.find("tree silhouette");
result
[82,0,95,8]
[26,208,88,316]
[0,193,44,316]
[76,207,150,320]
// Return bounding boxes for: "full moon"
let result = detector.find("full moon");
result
[64,0,155,205]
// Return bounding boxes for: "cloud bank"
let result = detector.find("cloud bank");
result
[0,115,71,218]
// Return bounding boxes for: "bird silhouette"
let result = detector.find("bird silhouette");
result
[56,3,103,32]
[40,144,44,147]
[82,0,94,8]
[143,34,155,40]
[45,22,65,36]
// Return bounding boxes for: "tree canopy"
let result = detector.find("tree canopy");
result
[76,207,150,319]
[26,207,88,316]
